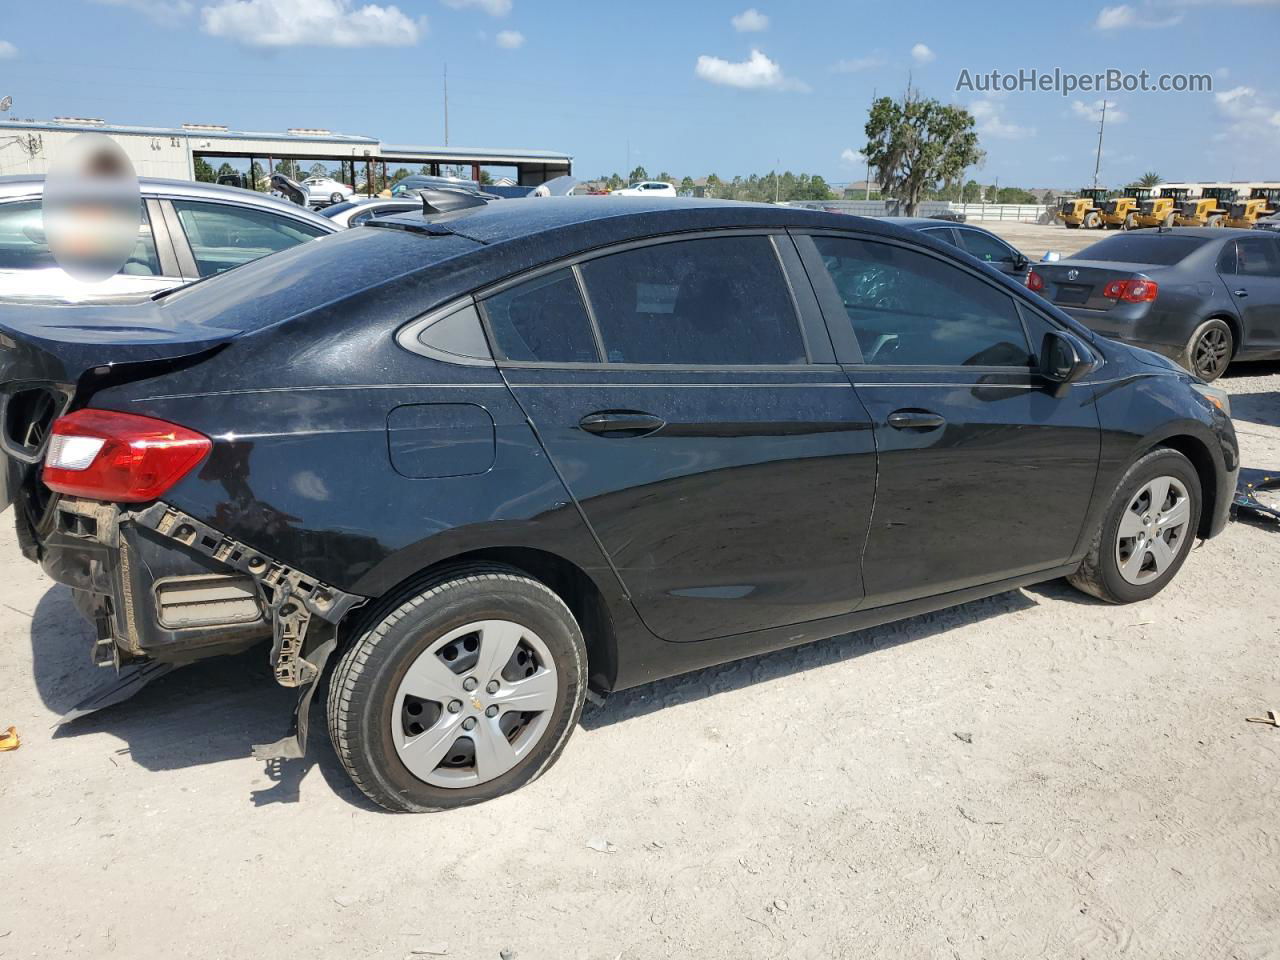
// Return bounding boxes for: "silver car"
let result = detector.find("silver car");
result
[0,176,338,303]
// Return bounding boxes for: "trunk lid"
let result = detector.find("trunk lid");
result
[0,299,239,514]
[1032,260,1160,310]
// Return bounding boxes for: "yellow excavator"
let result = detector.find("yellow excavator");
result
[1057,188,1110,229]
[1133,186,1192,229]
[1101,187,1154,230]
[1174,186,1238,227]
[1224,187,1280,229]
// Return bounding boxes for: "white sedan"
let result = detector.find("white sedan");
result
[611,181,677,197]
[301,176,355,206]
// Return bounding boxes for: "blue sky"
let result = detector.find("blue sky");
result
[3,0,1278,187]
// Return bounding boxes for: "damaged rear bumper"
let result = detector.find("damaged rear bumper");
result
[26,496,365,755]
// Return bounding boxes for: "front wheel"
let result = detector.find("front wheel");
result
[327,565,587,812]
[1068,449,1201,604]
[1186,318,1233,382]
[1084,212,1102,229]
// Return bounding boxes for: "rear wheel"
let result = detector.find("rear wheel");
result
[1068,449,1201,604]
[1186,318,1233,382]
[327,565,587,812]
[329,191,344,204]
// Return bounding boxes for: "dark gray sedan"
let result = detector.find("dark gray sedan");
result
[883,217,1032,281]
[1029,228,1280,381]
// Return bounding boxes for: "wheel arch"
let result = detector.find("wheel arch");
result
[342,546,621,695]
[1152,432,1218,538]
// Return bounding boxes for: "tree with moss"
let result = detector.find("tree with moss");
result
[863,87,983,215]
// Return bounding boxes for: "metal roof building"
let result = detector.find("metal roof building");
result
[0,117,572,190]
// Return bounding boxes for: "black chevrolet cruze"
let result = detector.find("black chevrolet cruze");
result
[0,198,1238,811]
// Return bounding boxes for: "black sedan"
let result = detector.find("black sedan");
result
[1029,228,1280,381]
[0,199,1237,811]
[883,216,1032,281]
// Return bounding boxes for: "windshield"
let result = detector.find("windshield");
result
[1074,233,1210,265]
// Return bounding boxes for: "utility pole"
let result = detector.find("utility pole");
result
[1091,99,1107,190]
[443,63,450,146]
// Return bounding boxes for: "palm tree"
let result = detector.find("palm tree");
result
[1138,171,1162,188]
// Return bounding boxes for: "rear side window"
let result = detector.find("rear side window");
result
[957,229,1015,264]
[0,199,162,276]
[812,235,1030,367]
[579,236,806,365]
[1236,237,1280,278]
[484,268,600,363]
[171,199,328,278]
[1074,233,1208,265]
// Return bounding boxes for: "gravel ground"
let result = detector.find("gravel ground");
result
[2,364,1279,959]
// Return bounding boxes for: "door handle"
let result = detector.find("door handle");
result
[579,411,666,436]
[1233,288,1249,298]
[887,409,946,431]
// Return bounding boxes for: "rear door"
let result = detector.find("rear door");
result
[796,230,1100,607]
[1223,235,1280,355]
[485,231,878,643]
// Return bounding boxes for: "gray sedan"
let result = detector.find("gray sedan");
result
[0,176,337,303]
[1029,228,1280,381]
[882,217,1032,281]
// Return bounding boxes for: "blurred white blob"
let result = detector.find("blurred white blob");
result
[43,133,140,282]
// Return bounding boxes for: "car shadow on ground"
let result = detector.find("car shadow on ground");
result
[33,583,1043,805]
[31,585,382,811]
[581,589,1041,730]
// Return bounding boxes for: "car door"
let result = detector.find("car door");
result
[162,198,331,279]
[795,230,1100,607]
[954,226,1029,281]
[484,231,878,643]
[1222,235,1280,356]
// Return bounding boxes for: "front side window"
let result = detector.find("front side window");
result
[171,199,327,277]
[811,235,1030,367]
[578,236,806,365]
[484,268,600,363]
[0,199,162,276]
[957,229,1016,265]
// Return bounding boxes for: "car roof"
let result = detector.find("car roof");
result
[880,216,988,230]
[0,174,336,228]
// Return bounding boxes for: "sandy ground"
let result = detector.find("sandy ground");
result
[978,219,1101,260]
[2,362,1280,958]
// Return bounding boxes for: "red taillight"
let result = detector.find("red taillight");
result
[42,409,211,503]
[1103,277,1159,302]
[1026,269,1045,292]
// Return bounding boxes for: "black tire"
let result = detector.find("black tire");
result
[1185,318,1233,382]
[1065,222,1080,229]
[329,191,344,204]
[1067,449,1202,604]
[327,564,587,812]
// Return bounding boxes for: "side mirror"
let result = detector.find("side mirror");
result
[1040,330,1093,396]
[1012,253,1029,271]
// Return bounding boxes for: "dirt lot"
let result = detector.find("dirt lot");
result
[2,358,1279,958]
[978,219,1100,259]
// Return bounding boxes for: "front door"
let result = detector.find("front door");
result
[484,232,878,643]
[797,231,1100,607]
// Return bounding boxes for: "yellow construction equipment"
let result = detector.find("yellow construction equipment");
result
[1101,187,1154,230]
[1224,187,1280,229]
[1174,186,1238,227]
[1133,187,1192,229]
[1056,188,1110,229]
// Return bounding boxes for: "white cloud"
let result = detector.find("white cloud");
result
[969,99,1035,139]
[442,0,510,15]
[91,0,194,22]
[495,28,523,47]
[910,43,935,64]
[694,49,808,92]
[1070,98,1127,123]
[731,8,768,31]
[202,0,423,47]
[840,148,865,166]
[831,54,884,72]
[1095,4,1183,28]
[0,40,16,59]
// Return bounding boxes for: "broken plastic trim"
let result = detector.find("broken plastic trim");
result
[1233,468,1280,524]
[132,503,366,759]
